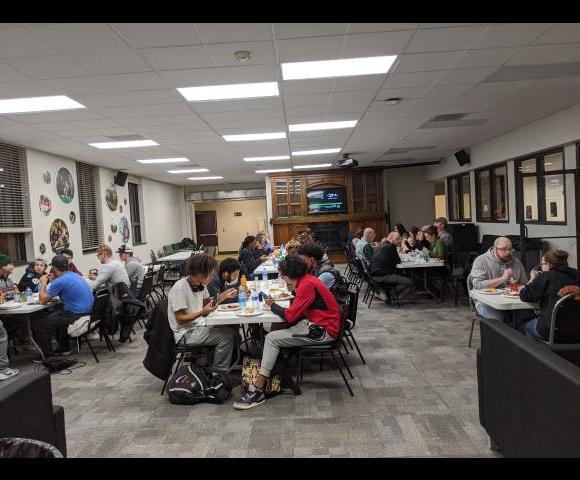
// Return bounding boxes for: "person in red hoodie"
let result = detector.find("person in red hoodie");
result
[233,255,341,410]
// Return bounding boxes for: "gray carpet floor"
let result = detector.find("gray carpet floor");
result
[8,290,496,458]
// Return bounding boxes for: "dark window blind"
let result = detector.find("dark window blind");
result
[128,182,142,244]
[0,142,31,229]
[76,161,103,251]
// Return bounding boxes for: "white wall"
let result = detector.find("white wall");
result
[424,103,580,268]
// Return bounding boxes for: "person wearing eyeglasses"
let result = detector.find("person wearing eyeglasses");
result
[467,237,528,321]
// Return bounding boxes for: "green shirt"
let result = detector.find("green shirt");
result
[429,238,446,259]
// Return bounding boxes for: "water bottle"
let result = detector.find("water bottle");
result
[251,287,261,312]
[238,290,247,309]
[26,287,32,304]
[262,270,268,283]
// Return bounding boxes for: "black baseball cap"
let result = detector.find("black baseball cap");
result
[116,244,133,254]
[50,255,69,271]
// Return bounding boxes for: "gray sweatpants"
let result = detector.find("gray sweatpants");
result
[179,326,237,371]
[0,320,8,369]
[259,319,335,377]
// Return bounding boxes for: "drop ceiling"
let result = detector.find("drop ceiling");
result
[1,23,580,185]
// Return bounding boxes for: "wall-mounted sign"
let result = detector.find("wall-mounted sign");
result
[549,178,561,186]
[234,212,242,216]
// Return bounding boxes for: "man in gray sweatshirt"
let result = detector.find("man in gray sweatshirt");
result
[468,237,528,321]
[117,244,145,298]
[88,244,130,292]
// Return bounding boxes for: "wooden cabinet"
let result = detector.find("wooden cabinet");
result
[273,177,303,217]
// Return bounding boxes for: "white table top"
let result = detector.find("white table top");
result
[397,258,445,269]
[157,251,195,262]
[142,264,161,273]
[253,260,279,275]
[469,289,535,311]
[204,300,289,326]
[0,298,58,315]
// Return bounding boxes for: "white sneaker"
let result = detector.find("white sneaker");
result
[375,291,388,302]
[0,368,20,381]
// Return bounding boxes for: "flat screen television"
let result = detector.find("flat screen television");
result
[307,187,347,214]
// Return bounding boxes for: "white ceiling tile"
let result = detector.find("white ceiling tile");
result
[156,68,222,87]
[0,26,58,58]
[32,118,122,132]
[471,23,553,49]
[98,72,169,91]
[382,71,442,88]
[0,79,59,98]
[405,26,488,53]
[10,109,106,124]
[276,36,343,63]
[465,80,527,94]
[376,86,428,99]
[95,103,193,118]
[394,51,463,73]
[282,78,334,95]
[330,90,377,104]
[190,101,240,114]
[505,43,580,65]
[326,103,368,115]
[434,67,497,85]
[115,114,203,126]
[72,51,152,75]
[76,89,183,108]
[38,76,118,94]
[347,23,419,33]
[0,62,30,82]
[450,47,521,69]
[419,84,473,98]
[29,23,126,51]
[235,97,283,111]
[331,75,386,92]
[534,24,580,44]
[205,41,276,67]
[342,30,415,57]
[410,97,455,108]
[273,23,347,39]
[451,93,506,106]
[140,45,213,70]
[285,105,329,118]
[194,23,273,43]
[284,94,330,108]
[241,109,285,120]
[110,23,201,48]
[3,55,88,79]
[218,65,278,83]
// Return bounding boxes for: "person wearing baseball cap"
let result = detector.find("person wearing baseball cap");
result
[36,255,94,358]
[17,257,47,293]
[117,244,145,298]
[0,254,19,380]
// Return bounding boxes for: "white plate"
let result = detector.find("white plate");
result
[271,295,293,301]
[501,293,521,299]
[477,289,505,295]
[0,302,22,310]
[218,304,240,311]
[236,310,264,317]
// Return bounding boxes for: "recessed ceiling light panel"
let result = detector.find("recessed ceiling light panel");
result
[243,155,290,162]
[177,82,279,102]
[255,168,292,174]
[187,176,224,180]
[292,148,341,156]
[0,95,86,114]
[167,168,209,173]
[289,120,357,132]
[293,164,332,169]
[90,140,158,149]
[136,158,190,164]
[281,56,397,80]
[223,132,286,142]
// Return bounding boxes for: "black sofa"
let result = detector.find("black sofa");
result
[477,317,580,457]
[0,371,66,457]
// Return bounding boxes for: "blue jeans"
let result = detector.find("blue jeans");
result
[524,318,541,338]
[475,302,505,321]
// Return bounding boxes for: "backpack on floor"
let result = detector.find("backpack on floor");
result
[167,364,232,405]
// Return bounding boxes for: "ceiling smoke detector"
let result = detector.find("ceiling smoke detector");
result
[234,50,252,63]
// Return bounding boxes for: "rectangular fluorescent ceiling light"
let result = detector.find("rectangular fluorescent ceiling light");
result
[255,168,292,174]
[243,155,290,162]
[289,120,357,132]
[187,176,223,180]
[177,82,279,101]
[293,164,332,169]
[223,132,286,142]
[167,168,209,173]
[281,56,397,80]
[0,95,85,114]
[90,140,158,149]
[292,148,341,156]
[136,158,189,164]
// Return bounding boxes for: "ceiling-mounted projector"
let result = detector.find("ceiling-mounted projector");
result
[337,154,359,168]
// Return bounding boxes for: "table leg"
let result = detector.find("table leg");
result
[26,315,45,360]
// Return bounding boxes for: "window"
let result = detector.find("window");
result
[516,149,566,224]
[76,161,103,252]
[0,142,31,265]
[475,163,509,222]
[128,182,144,245]
[447,173,471,221]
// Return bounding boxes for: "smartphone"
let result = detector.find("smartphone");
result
[260,291,272,300]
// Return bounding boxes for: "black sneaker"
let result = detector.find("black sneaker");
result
[232,385,266,410]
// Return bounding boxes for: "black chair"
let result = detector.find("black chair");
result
[138,272,157,313]
[73,288,114,362]
[544,288,580,345]
[152,264,166,301]
[356,255,399,308]
[343,283,366,365]
[150,250,157,265]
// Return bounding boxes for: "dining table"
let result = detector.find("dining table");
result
[469,288,535,328]
[397,253,446,300]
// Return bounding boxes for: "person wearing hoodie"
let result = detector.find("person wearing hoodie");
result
[0,254,19,381]
[519,250,580,341]
[467,236,528,321]
[17,257,47,293]
[117,244,145,298]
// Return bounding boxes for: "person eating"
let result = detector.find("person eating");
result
[0,255,19,381]
[238,236,268,278]
[422,225,446,259]
[61,249,82,275]
[17,257,47,293]
[208,258,241,303]
[355,227,376,261]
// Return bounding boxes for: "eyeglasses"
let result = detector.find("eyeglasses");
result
[495,247,513,252]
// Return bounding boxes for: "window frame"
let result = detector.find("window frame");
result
[515,147,567,225]
[128,182,145,246]
[475,162,510,223]
[76,161,103,253]
[446,172,472,222]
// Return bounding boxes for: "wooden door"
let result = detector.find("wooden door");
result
[195,210,218,247]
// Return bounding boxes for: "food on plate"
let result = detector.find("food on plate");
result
[268,287,282,292]
[244,306,254,314]
[503,290,520,297]
[220,303,240,310]
[271,291,291,300]
[482,288,501,293]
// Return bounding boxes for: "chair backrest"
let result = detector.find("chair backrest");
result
[346,284,360,328]
[466,274,476,313]
[155,264,165,285]
[91,288,111,325]
[150,250,157,265]
[549,288,580,344]
[138,272,155,300]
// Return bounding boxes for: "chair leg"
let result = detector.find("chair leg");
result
[367,290,375,308]
[347,331,366,365]
[161,352,184,395]
[337,349,354,379]
[344,334,353,350]
[85,337,100,363]
[468,316,476,348]
[341,338,351,353]
[330,351,354,397]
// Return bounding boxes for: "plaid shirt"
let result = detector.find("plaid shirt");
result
[0,275,16,301]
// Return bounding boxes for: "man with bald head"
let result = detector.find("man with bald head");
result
[468,236,528,320]
[355,227,376,260]
[369,231,414,301]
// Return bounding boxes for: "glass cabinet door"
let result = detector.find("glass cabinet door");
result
[289,178,302,216]
[275,179,288,216]
[365,174,379,212]
[352,174,365,213]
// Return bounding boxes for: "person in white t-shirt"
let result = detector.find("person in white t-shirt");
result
[167,253,238,371]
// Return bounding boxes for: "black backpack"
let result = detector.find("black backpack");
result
[167,364,233,405]
[318,264,349,306]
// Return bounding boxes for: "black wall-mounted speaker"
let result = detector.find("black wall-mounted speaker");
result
[114,171,128,187]
[455,150,470,166]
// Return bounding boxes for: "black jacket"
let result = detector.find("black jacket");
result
[239,248,262,276]
[519,266,580,340]
[143,298,176,380]
[369,242,401,277]
[17,265,45,293]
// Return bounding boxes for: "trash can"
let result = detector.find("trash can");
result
[0,438,63,458]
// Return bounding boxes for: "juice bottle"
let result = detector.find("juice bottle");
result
[240,275,247,293]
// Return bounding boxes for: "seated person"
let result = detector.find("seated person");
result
[520,250,580,340]
[255,232,273,256]
[467,237,528,321]
[402,226,419,252]
[434,217,453,248]
[61,249,82,275]
[422,225,446,259]
[88,244,130,292]
[351,229,364,250]
[238,236,267,277]
[233,256,341,410]
[355,227,376,261]
[369,232,414,300]
[208,258,241,303]
[167,254,238,371]
[284,239,301,256]
[0,255,19,380]
[416,226,431,251]
[394,223,409,240]
[118,244,145,298]
[17,257,47,293]
[296,243,337,289]
[36,255,95,358]
[298,229,315,245]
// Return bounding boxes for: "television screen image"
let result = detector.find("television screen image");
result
[307,188,347,214]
